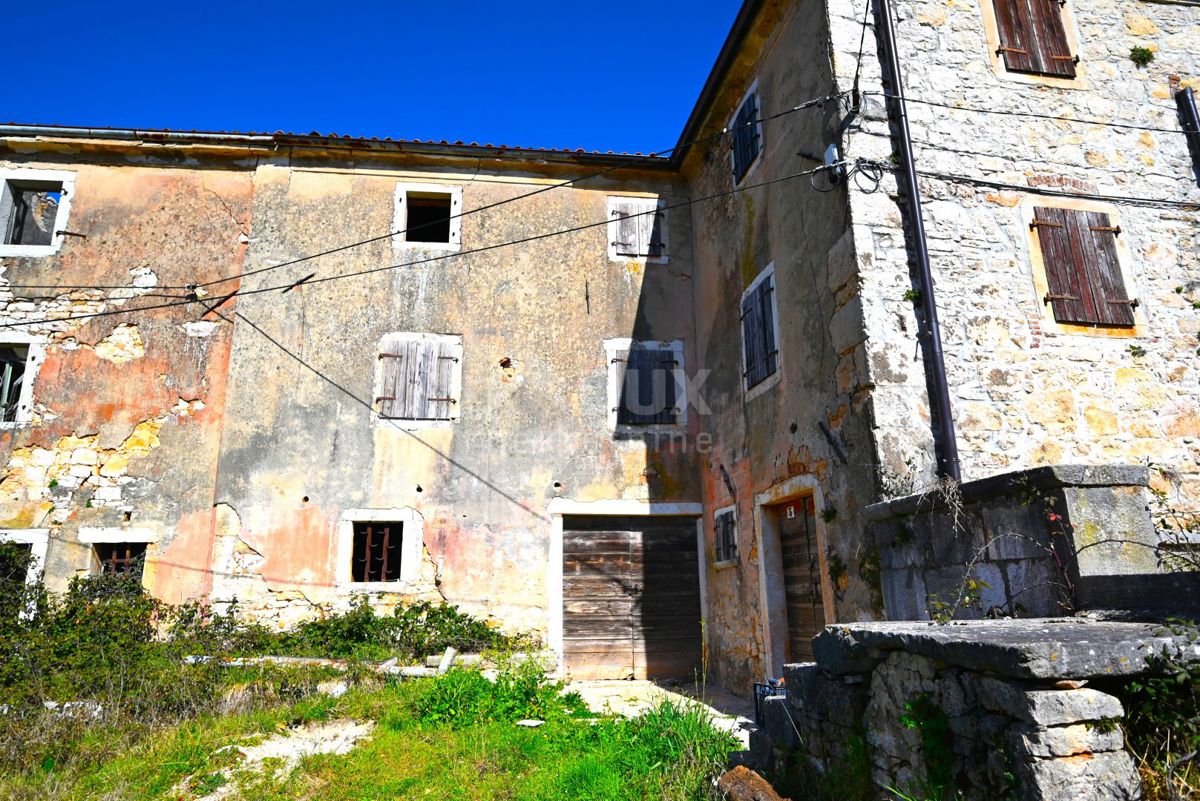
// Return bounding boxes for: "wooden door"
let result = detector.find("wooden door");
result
[562,516,702,680]
[777,497,824,663]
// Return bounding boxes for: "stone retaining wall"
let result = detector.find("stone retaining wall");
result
[744,619,1200,800]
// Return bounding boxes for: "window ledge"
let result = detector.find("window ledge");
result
[0,244,60,258]
[713,558,739,571]
[744,370,781,404]
[344,581,415,593]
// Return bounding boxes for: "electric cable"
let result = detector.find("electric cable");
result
[0,160,848,331]
[866,92,1183,135]
[3,91,845,295]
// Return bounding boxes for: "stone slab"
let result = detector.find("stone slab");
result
[864,464,1148,522]
[976,679,1124,726]
[810,619,1199,679]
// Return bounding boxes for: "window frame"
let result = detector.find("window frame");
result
[605,195,669,264]
[336,508,423,592]
[603,338,687,433]
[712,505,738,568]
[0,169,76,258]
[0,528,49,587]
[728,80,764,186]
[392,182,463,252]
[0,332,45,429]
[978,0,1086,88]
[373,332,464,429]
[1021,197,1145,337]
[740,262,782,400]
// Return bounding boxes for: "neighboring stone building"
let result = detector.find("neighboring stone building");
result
[0,0,1196,694]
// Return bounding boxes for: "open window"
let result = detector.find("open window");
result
[0,334,43,427]
[729,82,763,184]
[741,263,781,397]
[0,169,75,257]
[374,333,463,427]
[0,529,48,588]
[607,196,668,262]
[1025,201,1141,333]
[604,339,686,430]
[393,182,462,251]
[351,520,402,582]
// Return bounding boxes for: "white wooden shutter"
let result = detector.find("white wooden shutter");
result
[427,337,461,420]
[612,202,641,257]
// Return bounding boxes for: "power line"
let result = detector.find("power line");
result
[867,91,1183,135]
[901,164,1200,210]
[3,91,845,297]
[0,161,844,331]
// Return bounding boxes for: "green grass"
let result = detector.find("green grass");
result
[0,673,735,801]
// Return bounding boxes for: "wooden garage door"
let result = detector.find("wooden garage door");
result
[562,516,702,681]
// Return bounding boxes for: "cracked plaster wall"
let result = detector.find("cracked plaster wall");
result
[0,156,252,601]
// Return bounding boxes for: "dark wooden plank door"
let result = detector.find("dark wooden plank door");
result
[562,516,701,681]
[777,498,823,663]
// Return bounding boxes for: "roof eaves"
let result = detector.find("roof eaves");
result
[670,0,767,169]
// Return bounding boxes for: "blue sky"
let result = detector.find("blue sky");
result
[8,2,740,154]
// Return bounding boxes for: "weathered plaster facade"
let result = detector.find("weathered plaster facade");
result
[1,0,1196,697]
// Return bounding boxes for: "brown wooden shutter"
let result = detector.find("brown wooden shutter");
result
[1033,206,1090,324]
[993,0,1076,78]
[1074,210,1135,326]
[1033,207,1134,327]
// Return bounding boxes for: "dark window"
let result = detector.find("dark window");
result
[94,542,147,576]
[0,542,32,585]
[615,346,679,426]
[351,521,402,582]
[405,192,452,244]
[1031,206,1135,327]
[993,0,1077,78]
[741,275,778,389]
[3,182,60,246]
[0,344,27,423]
[376,335,460,421]
[715,510,737,563]
[732,92,762,183]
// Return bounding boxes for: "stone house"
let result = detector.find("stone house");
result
[0,0,1196,692]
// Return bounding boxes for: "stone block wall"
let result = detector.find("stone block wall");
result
[748,619,1197,800]
[865,464,1200,620]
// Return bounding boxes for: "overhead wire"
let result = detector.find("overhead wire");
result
[865,91,1183,135]
[0,160,848,332]
[2,90,847,296]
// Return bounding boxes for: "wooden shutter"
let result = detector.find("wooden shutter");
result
[612,202,641,257]
[1033,207,1134,327]
[758,278,778,377]
[616,347,677,425]
[644,206,667,260]
[742,291,765,387]
[733,94,760,181]
[716,512,737,562]
[378,336,458,420]
[993,0,1076,78]
[427,338,460,420]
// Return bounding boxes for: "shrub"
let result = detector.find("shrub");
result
[415,658,586,728]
